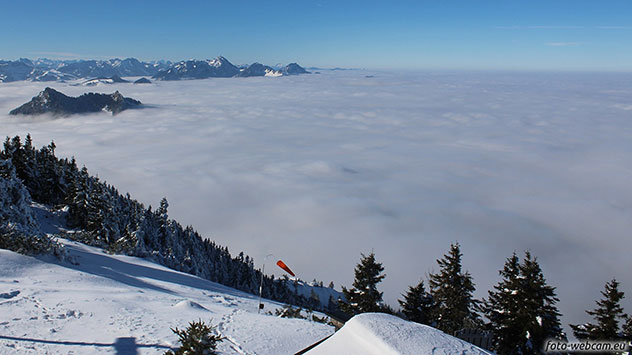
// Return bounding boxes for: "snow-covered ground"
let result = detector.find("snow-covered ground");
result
[0,240,334,354]
[307,313,491,355]
[1,70,631,331]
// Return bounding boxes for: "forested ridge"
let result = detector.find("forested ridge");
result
[0,135,333,312]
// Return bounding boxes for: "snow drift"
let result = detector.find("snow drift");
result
[307,313,491,355]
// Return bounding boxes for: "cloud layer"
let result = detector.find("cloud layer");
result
[1,71,631,332]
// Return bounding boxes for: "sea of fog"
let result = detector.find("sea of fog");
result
[1,70,631,332]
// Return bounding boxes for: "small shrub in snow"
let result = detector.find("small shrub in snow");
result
[311,314,329,324]
[165,320,223,355]
[275,304,306,319]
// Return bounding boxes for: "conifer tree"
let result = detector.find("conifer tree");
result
[398,280,434,325]
[517,252,565,353]
[483,253,522,354]
[484,252,564,355]
[309,289,321,310]
[165,320,222,355]
[68,167,91,228]
[623,316,632,340]
[570,279,627,341]
[428,243,479,335]
[156,197,170,247]
[340,252,385,315]
[327,295,338,312]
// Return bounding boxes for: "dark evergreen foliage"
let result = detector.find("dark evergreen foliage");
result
[0,224,63,257]
[517,252,565,353]
[0,135,329,312]
[570,279,627,341]
[623,316,632,340]
[484,252,565,355]
[165,320,222,355]
[428,243,480,335]
[339,252,385,316]
[398,280,435,325]
[482,253,523,354]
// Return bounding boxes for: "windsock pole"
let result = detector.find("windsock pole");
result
[258,263,265,313]
[258,254,274,313]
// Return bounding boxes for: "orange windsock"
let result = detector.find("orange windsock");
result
[276,260,295,277]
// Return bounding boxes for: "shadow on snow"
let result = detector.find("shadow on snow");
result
[0,335,171,354]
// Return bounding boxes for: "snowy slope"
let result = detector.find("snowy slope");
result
[0,240,334,354]
[307,313,491,355]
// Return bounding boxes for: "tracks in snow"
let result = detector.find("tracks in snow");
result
[217,308,250,355]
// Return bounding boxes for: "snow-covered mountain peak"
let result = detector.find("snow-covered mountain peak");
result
[209,55,231,67]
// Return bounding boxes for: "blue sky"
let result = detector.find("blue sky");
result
[1,0,631,70]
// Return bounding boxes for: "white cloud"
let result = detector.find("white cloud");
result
[1,70,631,334]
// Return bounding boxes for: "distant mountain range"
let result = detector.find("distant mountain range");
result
[0,58,170,83]
[150,56,309,80]
[9,87,142,116]
[0,56,309,83]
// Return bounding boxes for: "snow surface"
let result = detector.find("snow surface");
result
[307,313,491,355]
[0,240,334,354]
[1,70,632,333]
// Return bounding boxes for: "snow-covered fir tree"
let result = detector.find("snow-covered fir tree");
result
[0,157,61,255]
[570,279,627,341]
[0,158,39,235]
[398,280,435,326]
[484,252,565,355]
[340,252,385,315]
[428,243,480,335]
